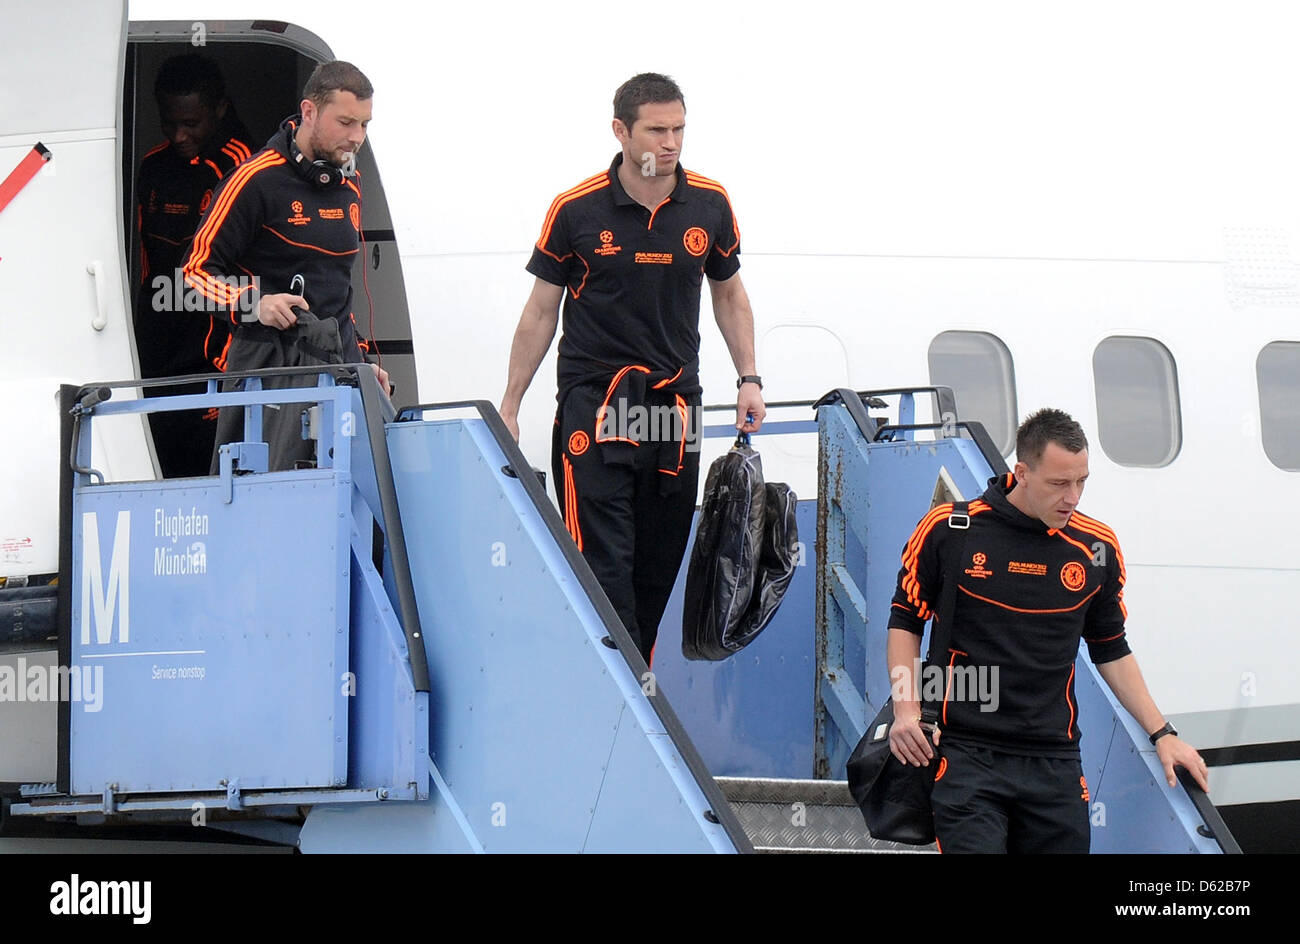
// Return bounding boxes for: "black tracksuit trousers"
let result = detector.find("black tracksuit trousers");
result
[930,737,1091,853]
[552,383,700,665]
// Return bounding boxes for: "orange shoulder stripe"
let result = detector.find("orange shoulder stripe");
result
[1067,519,1120,550]
[902,504,952,561]
[685,174,740,255]
[684,178,734,203]
[900,503,957,609]
[543,171,609,220]
[535,171,605,241]
[557,169,609,200]
[142,141,170,160]
[187,150,282,267]
[1068,517,1126,572]
[900,502,991,611]
[536,173,609,251]
[184,151,284,304]
[1069,512,1123,548]
[684,170,729,191]
[1064,517,1127,617]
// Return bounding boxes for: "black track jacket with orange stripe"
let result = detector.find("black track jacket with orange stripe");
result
[182,118,369,362]
[888,474,1132,756]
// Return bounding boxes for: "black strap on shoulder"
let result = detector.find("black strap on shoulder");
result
[920,500,972,727]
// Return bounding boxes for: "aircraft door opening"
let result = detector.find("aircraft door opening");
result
[124,20,419,481]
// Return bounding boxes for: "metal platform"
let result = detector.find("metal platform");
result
[717,777,936,853]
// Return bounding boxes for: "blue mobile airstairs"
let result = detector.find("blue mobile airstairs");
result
[0,371,1238,853]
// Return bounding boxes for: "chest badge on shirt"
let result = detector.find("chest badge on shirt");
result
[199,189,213,213]
[1060,561,1087,591]
[683,226,709,257]
[964,551,994,579]
[350,203,361,231]
[288,200,311,226]
[595,230,621,257]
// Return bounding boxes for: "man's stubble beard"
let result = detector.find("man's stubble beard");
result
[308,127,348,169]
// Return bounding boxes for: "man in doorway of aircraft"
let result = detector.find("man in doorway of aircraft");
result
[499,72,765,665]
[136,53,252,478]
[886,408,1210,853]
[182,60,390,471]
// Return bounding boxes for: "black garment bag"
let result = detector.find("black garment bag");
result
[681,436,798,661]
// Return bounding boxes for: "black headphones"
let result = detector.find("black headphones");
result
[287,125,343,189]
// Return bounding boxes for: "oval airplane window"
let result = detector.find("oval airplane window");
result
[1092,336,1182,467]
[927,331,1017,456]
[1258,341,1300,471]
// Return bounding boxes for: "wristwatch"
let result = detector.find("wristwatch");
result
[737,375,763,390]
[1148,721,1178,745]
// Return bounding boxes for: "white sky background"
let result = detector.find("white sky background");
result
[128,0,1300,263]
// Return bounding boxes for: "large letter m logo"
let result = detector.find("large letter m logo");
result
[81,510,130,645]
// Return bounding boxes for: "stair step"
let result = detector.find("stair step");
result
[715,777,938,854]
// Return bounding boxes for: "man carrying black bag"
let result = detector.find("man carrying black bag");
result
[885,408,1209,853]
[498,73,765,664]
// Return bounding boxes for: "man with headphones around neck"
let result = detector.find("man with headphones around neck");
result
[183,60,390,471]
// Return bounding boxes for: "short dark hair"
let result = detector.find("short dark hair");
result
[154,53,226,110]
[1016,408,1089,467]
[613,72,684,130]
[303,60,373,108]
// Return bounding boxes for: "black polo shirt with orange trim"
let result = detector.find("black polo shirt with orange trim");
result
[527,153,742,401]
[182,117,369,362]
[888,474,1132,757]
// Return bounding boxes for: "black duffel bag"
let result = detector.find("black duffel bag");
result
[846,501,972,844]
[681,438,798,661]
[846,701,940,845]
